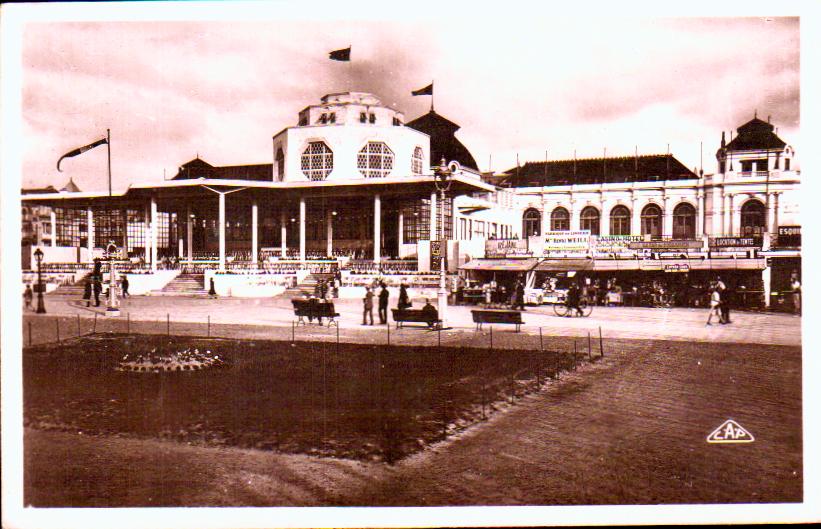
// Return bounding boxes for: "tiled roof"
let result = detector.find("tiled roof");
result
[173,158,272,181]
[499,154,697,187]
[406,110,479,171]
[725,117,787,151]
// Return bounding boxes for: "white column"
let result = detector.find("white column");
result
[727,194,735,236]
[569,197,579,231]
[218,192,226,272]
[373,193,381,263]
[86,208,94,255]
[430,192,437,241]
[697,192,705,237]
[762,265,772,308]
[720,192,728,235]
[251,200,259,265]
[150,197,158,272]
[178,233,184,259]
[326,209,333,257]
[774,193,780,231]
[186,205,193,264]
[122,209,129,254]
[50,210,57,247]
[299,197,306,263]
[144,204,152,265]
[280,210,287,258]
[630,198,640,235]
[398,211,404,247]
[663,197,673,237]
[541,196,550,235]
[765,192,775,235]
[599,200,610,236]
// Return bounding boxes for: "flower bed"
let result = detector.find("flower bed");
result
[117,348,226,372]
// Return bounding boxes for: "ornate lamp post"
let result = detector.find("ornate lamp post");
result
[433,157,457,326]
[105,241,120,317]
[34,247,46,314]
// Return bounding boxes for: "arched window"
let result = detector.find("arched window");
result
[522,208,541,238]
[673,202,696,239]
[551,207,570,231]
[609,205,631,235]
[300,141,333,181]
[740,199,766,236]
[580,206,600,235]
[641,204,662,236]
[412,146,424,175]
[357,142,394,178]
[275,148,285,181]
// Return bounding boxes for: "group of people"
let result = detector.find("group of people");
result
[706,277,732,325]
[361,282,434,326]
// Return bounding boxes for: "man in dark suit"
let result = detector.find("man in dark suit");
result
[378,283,390,324]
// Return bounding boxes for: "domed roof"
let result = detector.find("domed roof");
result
[406,110,478,171]
[725,117,787,151]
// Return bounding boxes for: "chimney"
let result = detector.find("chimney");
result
[721,131,726,148]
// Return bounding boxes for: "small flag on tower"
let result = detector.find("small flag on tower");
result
[57,137,108,172]
[329,46,351,61]
[411,82,433,96]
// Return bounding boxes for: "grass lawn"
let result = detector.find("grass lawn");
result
[24,333,592,464]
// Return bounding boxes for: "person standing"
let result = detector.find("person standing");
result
[362,286,374,325]
[93,276,102,307]
[378,283,390,324]
[706,286,723,325]
[791,274,801,315]
[514,280,525,311]
[23,284,34,311]
[398,282,410,310]
[83,278,92,307]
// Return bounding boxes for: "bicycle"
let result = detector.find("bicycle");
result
[553,297,593,317]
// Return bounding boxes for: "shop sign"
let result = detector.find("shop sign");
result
[628,239,704,250]
[777,225,801,247]
[663,263,690,273]
[592,235,642,257]
[709,236,762,249]
[430,240,447,271]
[542,230,591,256]
[485,238,531,258]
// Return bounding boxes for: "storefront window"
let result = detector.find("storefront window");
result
[641,204,662,236]
[673,202,696,239]
[550,207,569,231]
[580,206,600,235]
[609,205,631,235]
[523,208,541,237]
[740,199,766,236]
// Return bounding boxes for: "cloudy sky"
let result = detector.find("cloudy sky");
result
[15,7,799,192]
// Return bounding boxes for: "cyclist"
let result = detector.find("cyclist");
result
[565,282,585,317]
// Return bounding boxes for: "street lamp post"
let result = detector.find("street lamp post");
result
[433,158,456,326]
[106,242,120,317]
[34,247,46,314]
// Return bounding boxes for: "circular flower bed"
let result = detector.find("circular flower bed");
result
[117,347,226,373]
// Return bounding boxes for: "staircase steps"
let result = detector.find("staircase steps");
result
[153,273,208,296]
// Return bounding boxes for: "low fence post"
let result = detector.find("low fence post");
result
[291,320,295,344]
[599,326,604,358]
[386,321,390,346]
[489,326,493,351]
[437,325,441,348]
[573,341,578,371]
[56,318,61,343]
[207,315,211,338]
[127,312,130,334]
[539,327,543,352]
[555,351,560,380]
[167,313,170,336]
[28,321,32,347]
[93,313,98,334]
[588,331,592,361]
[336,323,340,355]
[77,314,81,337]
[481,385,487,420]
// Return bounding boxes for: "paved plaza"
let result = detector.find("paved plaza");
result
[25,291,802,347]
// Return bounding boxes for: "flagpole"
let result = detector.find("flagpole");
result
[107,128,112,197]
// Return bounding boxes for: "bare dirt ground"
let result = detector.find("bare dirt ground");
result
[24,337,801,507]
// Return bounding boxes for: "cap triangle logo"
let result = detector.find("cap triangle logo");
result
[706,419,755,444]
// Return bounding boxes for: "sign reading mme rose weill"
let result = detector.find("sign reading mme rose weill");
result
[485,238,531,258]
[627,239,704,250]
[542,230,591,256]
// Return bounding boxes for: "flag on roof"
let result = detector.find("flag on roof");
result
[329,46,351,61]
[57,137,108,172]
[412,82,433,96]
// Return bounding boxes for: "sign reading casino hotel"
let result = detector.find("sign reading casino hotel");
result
[593,235,644,255]
[485,239,531,258]
[541,230,591,257]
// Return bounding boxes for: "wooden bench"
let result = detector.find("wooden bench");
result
[391,308,442,329]
[471,309,524,332]
[292,299,340,327]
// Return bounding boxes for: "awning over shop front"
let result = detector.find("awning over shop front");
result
[459,258,539,272]
[534,259,594,272]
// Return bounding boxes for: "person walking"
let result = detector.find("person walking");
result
[83,278,92,307]
[718,278,733,324]
[706,286,723,325]
[93,276,102,307]
[121,275,130,298]
[378,283,390,324]
[791,274,801,315]
[362,286,374,325]
[23,284,34,311]
[514,280,525,311]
